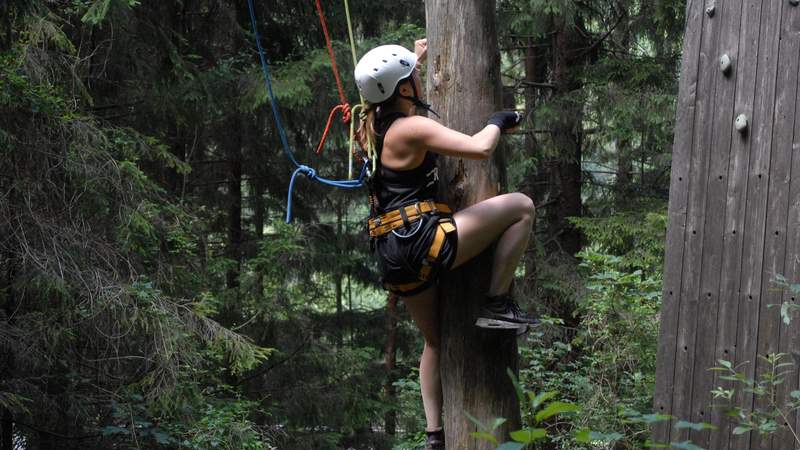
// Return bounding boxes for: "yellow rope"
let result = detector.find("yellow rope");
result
[343,0,376,176]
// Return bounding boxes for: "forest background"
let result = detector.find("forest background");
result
[0,0,686,448]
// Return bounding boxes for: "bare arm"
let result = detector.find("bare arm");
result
[397,115,502,160]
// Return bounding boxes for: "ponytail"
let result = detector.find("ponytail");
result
[357,102,378,154]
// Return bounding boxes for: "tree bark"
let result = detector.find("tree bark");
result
[426,1,521,448]
[550,16,584,257]
[335,202,344,346]
[226,116,243,294]
[383,294,398,435]
[521,37,546,284]
[0,407,11,450]
[1,275,13,450]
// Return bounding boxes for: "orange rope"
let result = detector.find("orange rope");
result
[316,103,351,155]
[314,0,351,155]
[315,0,347,105]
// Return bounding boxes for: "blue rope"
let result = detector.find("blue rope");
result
[246,0,366,222]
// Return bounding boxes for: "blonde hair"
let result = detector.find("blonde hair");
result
[356,102,378,153]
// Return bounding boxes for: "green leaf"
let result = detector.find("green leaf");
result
[507,368,526,408]
[732,426,752,435]
[100,425,128,436]
[491,417,508,431]
[645,441,672,448]
[82,0,113,25]
[529,391,557,410]
[575,428,623,443]
[670,441,704,450]
[465,411,486,430]
[535,401,579,423]
[153,431,175,444]
[674,420,717,431]
[574,428,592,443]
[510,428,546,443]
[470,431,498,445]
[496,442,525,450]
[639,413,674,424]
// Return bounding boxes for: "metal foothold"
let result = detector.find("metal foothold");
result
[706,5,716,17]
[791,0,800,6]
[720,54,732,75]
[735,114,749,132]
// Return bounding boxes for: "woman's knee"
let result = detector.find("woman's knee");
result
[510,192,535,220]
[424,337,441,352]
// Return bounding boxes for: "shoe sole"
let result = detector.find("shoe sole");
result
[475,318,528,330]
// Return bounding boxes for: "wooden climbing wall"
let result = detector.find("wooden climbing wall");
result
[653,0,800,448]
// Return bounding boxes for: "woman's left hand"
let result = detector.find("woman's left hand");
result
[414,38,428,64]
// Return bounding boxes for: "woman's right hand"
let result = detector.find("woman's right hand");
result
[487,111,522,133]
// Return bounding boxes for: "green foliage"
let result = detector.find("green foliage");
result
[511,207,665,448]
[769,274,800,324]
[100,395,181,447]
[80,0,141,26]
[571,205,667,272]
[710,353,800,445]
[1,0,689,448]
[172,397,272,450]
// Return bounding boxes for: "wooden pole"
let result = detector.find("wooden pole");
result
[425,1,521,448]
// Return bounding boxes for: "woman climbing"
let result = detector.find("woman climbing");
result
[354,39,538,449]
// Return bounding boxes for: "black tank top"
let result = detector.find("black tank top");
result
[372,112,440,214]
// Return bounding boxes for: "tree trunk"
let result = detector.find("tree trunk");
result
[1,0,10,52]
[226,116,243,294]
[0,407,11,450]
[383,294,398,435]
[426,1,521,448]
[521,37,546,284]
[615,138,634,207]
[335,202,344,346]
[550,16,583,257]
[1,273,13,450]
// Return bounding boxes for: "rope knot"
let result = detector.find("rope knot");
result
[341,103,351,123]
[316,103,352,155]
[299,165,317,180]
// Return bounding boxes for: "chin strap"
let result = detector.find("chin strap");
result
[399,76,441,118]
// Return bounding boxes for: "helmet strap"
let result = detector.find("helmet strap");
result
[398,77,441,118]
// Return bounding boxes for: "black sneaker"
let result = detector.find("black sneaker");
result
[426,429,445,450]
[475,295,540,329]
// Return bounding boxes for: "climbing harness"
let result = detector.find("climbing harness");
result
[246,0,373,222]
[367,201,451,237]
[368,200,456,294]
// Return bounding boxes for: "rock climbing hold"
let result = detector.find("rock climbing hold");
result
[706,5,716,17]
[720,54,732,75]
[735,114,748,133]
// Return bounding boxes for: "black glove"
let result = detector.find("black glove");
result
[487,111,521,132]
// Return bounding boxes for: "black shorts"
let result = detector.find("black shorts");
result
[374,213,458,297]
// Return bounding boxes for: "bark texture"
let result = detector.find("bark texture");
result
[425,1,521,448]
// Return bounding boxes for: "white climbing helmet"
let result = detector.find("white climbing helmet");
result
[354,44,417,104]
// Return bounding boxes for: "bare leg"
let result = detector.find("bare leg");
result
[452,192,535,295]
[402,286,442,431]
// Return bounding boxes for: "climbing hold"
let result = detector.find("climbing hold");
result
[706,5,716,17]
[791,0,800,7]
[719,54,732,75]
[735,114,749,133]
